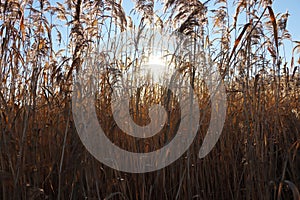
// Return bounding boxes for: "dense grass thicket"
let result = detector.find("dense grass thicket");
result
[0,0,299,199]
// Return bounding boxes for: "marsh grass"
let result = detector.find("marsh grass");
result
[0,0,299,199]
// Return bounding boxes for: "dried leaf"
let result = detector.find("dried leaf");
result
[267,6,278,52]
[229,22,251,62]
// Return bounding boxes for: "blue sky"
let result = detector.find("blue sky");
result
[122,0,299,64]
[274,0,299,42]
[273,0,299,63]
[122,0,299,41]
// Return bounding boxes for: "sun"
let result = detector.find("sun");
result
[148,55,165,66]
[143,54,168,83]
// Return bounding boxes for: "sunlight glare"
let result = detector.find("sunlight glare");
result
[144,54,168,83]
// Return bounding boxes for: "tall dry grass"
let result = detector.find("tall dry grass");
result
[0,0,299,199]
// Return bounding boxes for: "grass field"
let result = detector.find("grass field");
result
[0,0,299,199]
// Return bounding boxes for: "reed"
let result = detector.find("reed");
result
[0,0,299,199]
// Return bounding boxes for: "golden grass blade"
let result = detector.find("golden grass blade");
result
[228,22,251,64]
[267,6,279,52]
